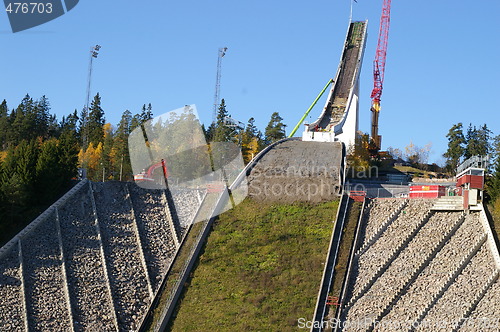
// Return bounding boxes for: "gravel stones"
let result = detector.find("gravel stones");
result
[380,212,485,326]
[22,212,72,331]
[59,182,117,331]
[92,182,152,331]
[462,278,500,330]
[247,140,344,203]
[0,180,196,331]
[128,184,177,292]
[342,200,499,332]
[414,244,495,331]
[361,199,405,245]
[0,244,25,331]
[171,187,205,235]
[355,199,434,287]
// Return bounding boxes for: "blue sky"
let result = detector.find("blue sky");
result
[1,0,499,164]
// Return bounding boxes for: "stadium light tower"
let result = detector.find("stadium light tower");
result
[82,44,101,147]
[212,47,228,123]
[86,45,101,111]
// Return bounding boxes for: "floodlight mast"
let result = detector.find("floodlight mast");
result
[83,44,101,148]
[213,47,228,123]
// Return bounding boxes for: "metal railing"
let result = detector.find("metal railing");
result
[457,155,489,175]
[311,193,350,332]
[344,183,409,199]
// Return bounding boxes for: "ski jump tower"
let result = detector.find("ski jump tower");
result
[303,21,367,149]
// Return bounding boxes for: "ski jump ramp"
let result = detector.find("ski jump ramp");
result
[303,20,367,149]
[246,21,367,203]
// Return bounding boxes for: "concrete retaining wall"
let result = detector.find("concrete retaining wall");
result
[479,203,500,269]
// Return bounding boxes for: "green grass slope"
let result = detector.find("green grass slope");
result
[168,198,339,331]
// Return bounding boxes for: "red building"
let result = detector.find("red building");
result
[409,185,446,198]
[457,167,485,209]
[456,168,485,190]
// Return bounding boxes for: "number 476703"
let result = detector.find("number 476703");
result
[5,2,53,14]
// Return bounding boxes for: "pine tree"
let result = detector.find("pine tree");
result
[477,124,492,156]
[145,103,153,121]
[130,104,154,132]
[264,112,286,144]
[58,127,79,182]
[0,100,9,149]
[1,140,40,208]
[116,110,132,138]
[443,123,465,172]
[0,172,26,222]
[0,161,5,221]
[35,139,64,202]
[212,99,233,142]
[465,123,491,159]
[60,110,79,139]
[79,106,88,147]
[13,140,39,190]
[114,110,133,180]
[130,114,141,132]
[257,130,266,151]
[10,95,34,145]
[204,123,215,142]
[0,95,60,147]
[138,104,153,125]
[0,96,81,226]
[34,95,50,139]
[245,117,258,138]
[87,93,105,148]
[47,114,60,138]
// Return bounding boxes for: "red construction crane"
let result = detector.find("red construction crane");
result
[134,159,168,183]
[370,0,392,153]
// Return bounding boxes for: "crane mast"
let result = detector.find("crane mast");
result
[370,0,392,153]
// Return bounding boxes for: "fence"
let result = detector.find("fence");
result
[344,183,409,199]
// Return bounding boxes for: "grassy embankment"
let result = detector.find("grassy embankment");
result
[486,202,500,252]
[168,198,339,331]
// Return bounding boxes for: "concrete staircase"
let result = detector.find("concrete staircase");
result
[431,196,463,211]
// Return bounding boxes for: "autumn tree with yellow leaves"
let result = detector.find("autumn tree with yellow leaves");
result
[346,132,371,176]
[240,117,263,164]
